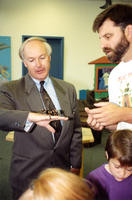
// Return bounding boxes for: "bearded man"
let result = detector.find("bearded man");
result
[85,4,132,131]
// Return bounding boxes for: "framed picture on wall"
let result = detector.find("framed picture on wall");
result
[95,66,114,92]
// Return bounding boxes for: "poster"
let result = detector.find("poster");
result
[0,36,11,80]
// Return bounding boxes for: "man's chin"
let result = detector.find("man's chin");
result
[107,55,120,63]
[104,52,114,62]
[107,55,114,63]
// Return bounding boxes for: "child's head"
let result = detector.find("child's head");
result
[19,168,94,200]
[105,129,132,181]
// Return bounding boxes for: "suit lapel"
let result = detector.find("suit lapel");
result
[24,74,44,112]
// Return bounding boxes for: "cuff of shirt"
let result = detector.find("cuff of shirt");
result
[24,120,35,133]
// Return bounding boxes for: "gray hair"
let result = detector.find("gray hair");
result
[19,37,52,60]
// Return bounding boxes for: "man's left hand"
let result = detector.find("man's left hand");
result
[87,102,121,126]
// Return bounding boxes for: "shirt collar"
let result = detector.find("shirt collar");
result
[31,76,50,87]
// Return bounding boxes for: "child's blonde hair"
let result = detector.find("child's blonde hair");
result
[19,168,94,200]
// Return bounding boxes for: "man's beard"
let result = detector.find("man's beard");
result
[103,36,129,63]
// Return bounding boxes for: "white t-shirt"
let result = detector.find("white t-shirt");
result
[108,60,132,130]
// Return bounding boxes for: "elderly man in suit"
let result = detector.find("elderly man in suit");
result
[0,37,82,200]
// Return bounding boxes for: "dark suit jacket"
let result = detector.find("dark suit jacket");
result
[0,74,82,192]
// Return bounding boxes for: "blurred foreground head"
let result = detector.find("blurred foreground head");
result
[19,168,94,200]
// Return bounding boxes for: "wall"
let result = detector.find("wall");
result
[0,0,131,96]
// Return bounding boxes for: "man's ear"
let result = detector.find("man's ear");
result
[24,61,28,68]
[105,151,109,160]
[125,25,132,42]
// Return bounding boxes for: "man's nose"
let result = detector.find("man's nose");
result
[101,42,106,50]
[36,59,41,66]
[100,39,108,50]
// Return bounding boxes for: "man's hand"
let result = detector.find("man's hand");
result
[86,102,121,127]
[85,107,104,131]
[27,112,68,133]
[105,124,117,130]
